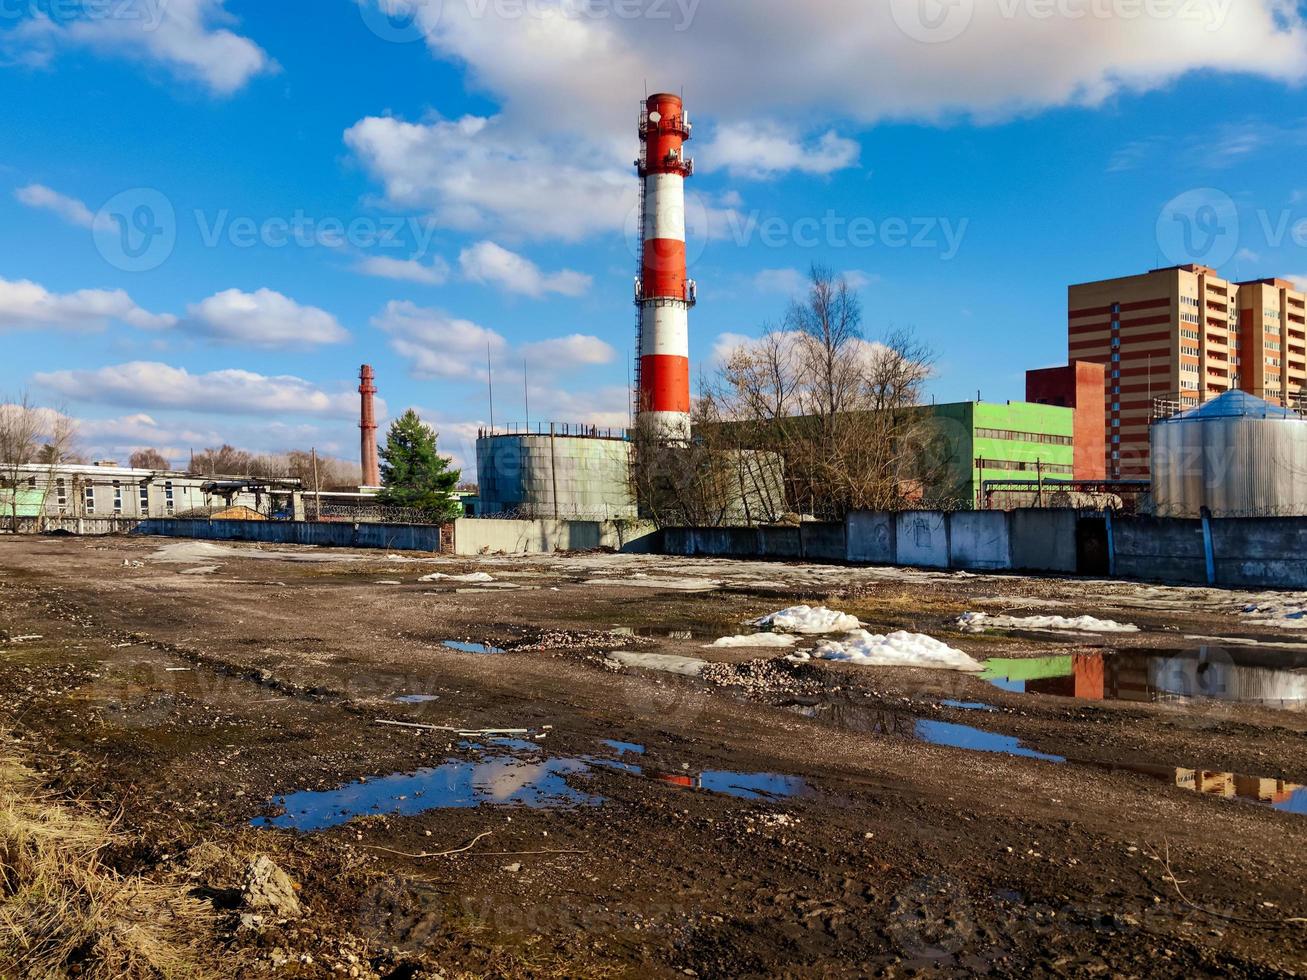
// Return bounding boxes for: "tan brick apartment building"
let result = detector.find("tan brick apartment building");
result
[1068,265,1307,479]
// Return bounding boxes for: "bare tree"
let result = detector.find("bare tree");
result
[0,392,78,531]
[701,266,946,519]
[188,445,253,478]
[129,448,171,471]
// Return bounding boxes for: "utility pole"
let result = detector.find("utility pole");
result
[310,448,321,523]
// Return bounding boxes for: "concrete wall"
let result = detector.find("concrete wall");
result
[1111,516,1207,584]
[947,511,1011,570]
[846,511,896,564]
[135,517,656,556]
[1008,508,1078,573]
[1209,517,1307,589]
[757,526,801,560]
[800,522,847,562]
[451,518,656,555]
[895,512,950,568]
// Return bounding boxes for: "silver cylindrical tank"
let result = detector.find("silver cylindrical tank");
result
[1151,390,1307,517]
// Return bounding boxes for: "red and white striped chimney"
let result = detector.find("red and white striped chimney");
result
[636,92,695,444]
[358,364,381,488]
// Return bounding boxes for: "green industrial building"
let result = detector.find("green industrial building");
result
[921,400,1076,507]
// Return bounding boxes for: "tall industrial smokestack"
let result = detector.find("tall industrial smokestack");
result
[358,364,380,488]
[635,92,695,444]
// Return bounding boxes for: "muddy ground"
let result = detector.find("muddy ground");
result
[1,534,1306,978]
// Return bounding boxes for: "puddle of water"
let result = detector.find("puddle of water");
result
[253,752,601,831]
[255,737,807,832]
[1102,761,1307,815]
[982,648,1307,711]
[393,694,439,704]
[442,640,506,655]
[913,719,1066,763]
[602,739,646,755]
[940,699,997,712]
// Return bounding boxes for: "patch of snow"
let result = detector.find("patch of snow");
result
[375,580,403,585]
[1241,599,1307,630]
[708,633,799,649]
[752,605,861,634]
[420,572,495,583]
[606,651,709,676]
[793,631,984,672]
[956,612,1139,634]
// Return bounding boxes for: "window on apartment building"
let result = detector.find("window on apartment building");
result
[84,486,95,514]
[1112,303,1121,314]
[112,481,122,514]
[1111,337,1120,348]
[1112,402,1120,411]
[1112,435,1121,444]
[1112,369,1120,379]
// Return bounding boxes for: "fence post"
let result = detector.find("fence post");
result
[1200,506,1216,586]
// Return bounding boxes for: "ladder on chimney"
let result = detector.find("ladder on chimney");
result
[632,169,646,426]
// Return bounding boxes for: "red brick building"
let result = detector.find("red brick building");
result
[1025,361,1107,481]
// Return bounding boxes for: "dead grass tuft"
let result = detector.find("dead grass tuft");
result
[0,741,216,980]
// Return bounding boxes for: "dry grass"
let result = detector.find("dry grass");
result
[0,740,216,980]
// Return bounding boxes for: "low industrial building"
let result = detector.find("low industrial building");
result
[1,463,299,527]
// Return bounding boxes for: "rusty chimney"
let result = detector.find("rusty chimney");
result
[358,364,381,488]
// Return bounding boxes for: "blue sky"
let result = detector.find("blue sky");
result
[2,0,1307,473]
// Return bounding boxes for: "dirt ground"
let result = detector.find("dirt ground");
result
[2,533,1306,978]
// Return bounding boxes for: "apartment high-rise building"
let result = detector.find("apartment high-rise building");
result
[1068,265,1307,480]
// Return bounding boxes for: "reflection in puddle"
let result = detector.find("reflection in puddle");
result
[393,694,439,704]
[442,640,506,655]
[781,697,1306,817]
[914,719,1065,763]
[602,739,645,755]
[982,648,1307,710]
[612,627,705,640]
[1105,762,1307,814]
[253,751,600,831]
[940,699,997,712]
[255,739,808,831]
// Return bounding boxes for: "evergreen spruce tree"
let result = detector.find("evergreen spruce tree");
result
[377,410,462,521]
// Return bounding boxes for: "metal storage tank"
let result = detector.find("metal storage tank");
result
[1151,390,1307,517]
[475,431,638,519]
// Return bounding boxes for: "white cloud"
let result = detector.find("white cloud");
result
[369,0,1307,135]
[3,0,273,95]
[356,255,451,285]
[459,241,591,297]
[372,300,507,380]
[186,288,349,348]
[345,113,637,243]
[842,270,878,291]
[519,334,616,366]
[704,124,859,179]
[34,362,367,418]
[14,184,97,228]
[0,276,176,332]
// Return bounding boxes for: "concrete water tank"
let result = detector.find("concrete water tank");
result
[1151,390,1307,517]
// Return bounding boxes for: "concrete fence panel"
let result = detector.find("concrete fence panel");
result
[1008,508,1078,573]
[1209,517,1307,589]
[1111,516,1207,584]
[800,522,847,562]
[947,511,1012,571]
[757,526,802,560]
[895,511,949,569]
[846,511,896,564]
